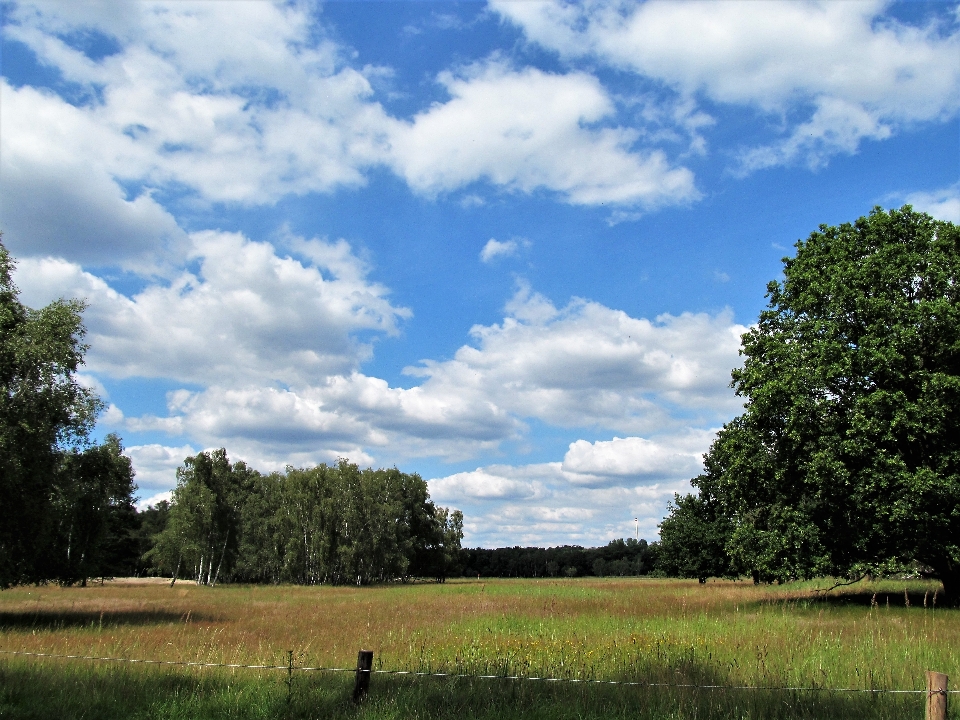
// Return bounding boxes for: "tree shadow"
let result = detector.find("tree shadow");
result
[0,608,220,630]
[800,589,946,610]
[348,669,923,720]
[772,589,950,610]
[0,659,925,720]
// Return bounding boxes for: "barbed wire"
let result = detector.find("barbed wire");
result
[1,649,955,695]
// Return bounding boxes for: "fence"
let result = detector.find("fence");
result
[0,648,954,718]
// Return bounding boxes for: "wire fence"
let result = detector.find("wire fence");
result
[1,648,955,696]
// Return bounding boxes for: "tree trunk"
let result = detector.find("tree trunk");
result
[938,563,960,608]
[212,531,229,586]
[170,553,182,587]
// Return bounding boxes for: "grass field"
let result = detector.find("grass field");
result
[0,577,956,719]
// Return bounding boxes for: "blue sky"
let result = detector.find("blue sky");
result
[2,0,958,547]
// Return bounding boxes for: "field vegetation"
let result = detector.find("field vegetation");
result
[1,577,956,719]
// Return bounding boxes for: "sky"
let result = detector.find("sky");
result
[1,0,958,548]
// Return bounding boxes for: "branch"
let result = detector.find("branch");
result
[812,573,868,595]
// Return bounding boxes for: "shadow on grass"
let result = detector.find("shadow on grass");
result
[0,657,928,720]
[754,589,952,612]
[809,589,949,610]
[0,608,220,630]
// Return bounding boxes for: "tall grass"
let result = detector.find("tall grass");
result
[0,577,956,719]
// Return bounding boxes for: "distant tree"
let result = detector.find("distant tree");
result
[0,238,103,587]
[672,208,959,603]
[461,540,657,579]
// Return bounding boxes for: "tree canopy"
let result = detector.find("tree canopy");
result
[0,239,121,587]
[662,207,960,603]
[148,451,464,585]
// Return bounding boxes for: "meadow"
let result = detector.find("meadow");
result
[0,577,955,719]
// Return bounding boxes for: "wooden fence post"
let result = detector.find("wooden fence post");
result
[286,650,294,706]
[353,650,374,703]
[926,671,948,720]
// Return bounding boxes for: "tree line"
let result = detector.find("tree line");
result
[462,539,659,578]
[147,449,464,585]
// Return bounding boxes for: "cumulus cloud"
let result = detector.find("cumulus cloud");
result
[430,458,693,547]
[17,252,744,470]
[402,282,747,434]
[1,2,395,268]
[14,224,739,541]
[13,231,411,386]
[5,1,390,202]
[387,62,697,207]
[903,183,960,223]
[432,429,711,500]
[119,283,743,468]
[124,443,197,507]
[176,283,734,461]
[736,96,893,172]
[2,2,703,272]
[0,80,189,272]
[561,430,714,487]
[480,238,516,263]
[430,466,547,501]
[480,237,529,263]
[493,0,960,170]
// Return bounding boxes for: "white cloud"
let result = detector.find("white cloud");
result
[122,372,522,467]
[493,0,960,169]
[5,1,391,205]
[737,96,894,172]
[19,256,744,469]
[903,183,960,223]
[480,237,528,263]
[430,466,547,501]
[480,238,516,263]
[402,282,746,434]
[431,429,711,501]
[2,2,392,269]
[13,231,411,386]
[0,80,189,272]
[561,430,713,487]
[430,458,693,546]
[2,3,703,272]
[93,281,743,465]
[124,442,197,500]
[387,62,698,207]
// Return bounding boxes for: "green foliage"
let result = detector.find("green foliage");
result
[149,451,462,585]
[462,538,658,578]
[665,207,960,601]
[656,494,734,582]
[49,434,139,585]
[0,238,122,587]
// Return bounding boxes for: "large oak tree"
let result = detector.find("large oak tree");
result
[676,207,960,603]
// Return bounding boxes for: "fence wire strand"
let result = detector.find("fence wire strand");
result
[1,648,955,695]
